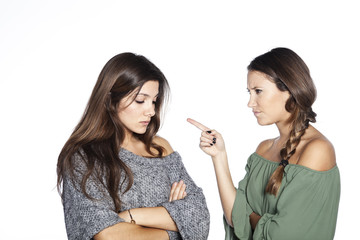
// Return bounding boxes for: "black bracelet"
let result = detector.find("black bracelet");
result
[128,209,136,224]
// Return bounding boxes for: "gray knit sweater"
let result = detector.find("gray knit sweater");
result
[62,148,210,240]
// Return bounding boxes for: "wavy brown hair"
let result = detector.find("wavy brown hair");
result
[57,52,169,211]
[248,47,317,196]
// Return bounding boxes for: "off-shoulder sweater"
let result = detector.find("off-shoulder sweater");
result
[62,148,210,240]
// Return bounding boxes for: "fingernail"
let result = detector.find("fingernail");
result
[207,130,212,134]
[210,143,213,146]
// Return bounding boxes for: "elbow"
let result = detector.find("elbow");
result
[223,210,233,227]
[183,209,210,240]
[185,223,210,240]
[224,215,233,227]
[201,216,211,239]
[196,211,211,239]
[203,223,211,239]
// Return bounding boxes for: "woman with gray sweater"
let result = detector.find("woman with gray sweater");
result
[57,53,210,240]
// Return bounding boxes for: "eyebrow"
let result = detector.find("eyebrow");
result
[247,87,260,90]
[137,93,159,98]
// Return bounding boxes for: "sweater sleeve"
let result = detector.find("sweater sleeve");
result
[159,152,210,240]
[252,166,340,240]
[62,154,124,240]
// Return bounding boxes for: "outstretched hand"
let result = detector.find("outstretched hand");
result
[187,118,226,157]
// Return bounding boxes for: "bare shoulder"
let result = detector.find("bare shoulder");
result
[153,136,174,156]
[298,136,336,171]
[256,138,276,155]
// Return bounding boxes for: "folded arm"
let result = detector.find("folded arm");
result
[159,153,210,239]
[62,156,181,240]
[93,222,169,240]
[117,181,187,232]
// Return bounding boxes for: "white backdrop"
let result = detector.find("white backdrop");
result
[1,0,358,239]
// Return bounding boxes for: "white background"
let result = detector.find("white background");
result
[1,0,358,239]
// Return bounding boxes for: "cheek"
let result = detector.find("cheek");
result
[272,98,291,121]
[118,105,139,123]
[124,105,138,116]
[262,95,288,116]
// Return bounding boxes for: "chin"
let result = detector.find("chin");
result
[133,128,148,135]
[257,120,273,126]
[133,131,147,135]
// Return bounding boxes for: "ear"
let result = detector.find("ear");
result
[285,94,296,112]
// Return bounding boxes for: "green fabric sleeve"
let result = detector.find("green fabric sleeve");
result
[224,162,254,240]
[252,166,340,240]
[224,216,240,240]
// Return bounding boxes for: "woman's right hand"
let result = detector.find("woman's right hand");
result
[187,118,226,157]
[188,118,236,226]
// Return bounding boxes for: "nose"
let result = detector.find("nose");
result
[247,94,256,108]
[145,103,156,117]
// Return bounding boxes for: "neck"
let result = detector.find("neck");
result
[120,131,149,156]
[121,130,137,148]
[276,121,292,143]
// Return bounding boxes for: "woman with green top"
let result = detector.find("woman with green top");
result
[188,47,340,240]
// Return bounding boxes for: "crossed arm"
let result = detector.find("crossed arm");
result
[94,181,187,240]
[94,222,169,240]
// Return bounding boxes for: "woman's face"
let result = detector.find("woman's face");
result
[247,71,291,126]
[118,80,159,136]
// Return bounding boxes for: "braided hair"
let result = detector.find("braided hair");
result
[248,48,317,196]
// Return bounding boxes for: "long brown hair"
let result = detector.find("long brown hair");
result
[57,52,169,211]
[248,47,317,196]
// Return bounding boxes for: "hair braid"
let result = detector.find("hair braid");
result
[265,109,314,195]
[248,47,317,196]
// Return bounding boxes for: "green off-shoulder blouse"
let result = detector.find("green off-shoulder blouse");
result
[224,153,340,240]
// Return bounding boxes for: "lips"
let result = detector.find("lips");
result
[253,111,261,116]
[140,121,150,126]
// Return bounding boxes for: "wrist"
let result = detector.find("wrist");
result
[212,151,227,162]
[128,209,136,224]
[118,208,137,223]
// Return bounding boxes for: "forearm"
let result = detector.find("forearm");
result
[120,207,178,231]
[94,222,169,240]
[212,151,237,226]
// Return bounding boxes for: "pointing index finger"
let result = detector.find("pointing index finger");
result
[187,118,210,132]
